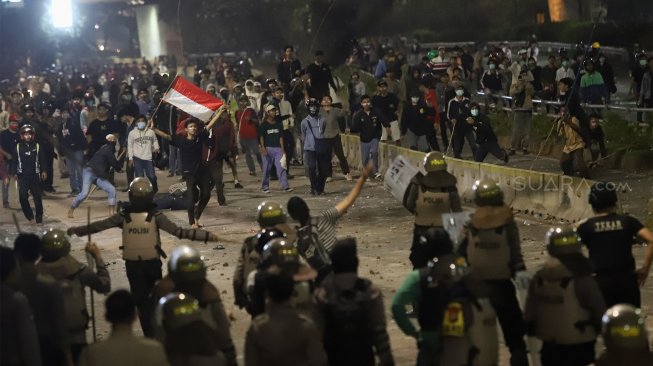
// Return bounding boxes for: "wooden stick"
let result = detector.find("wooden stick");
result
[86,207,97,343]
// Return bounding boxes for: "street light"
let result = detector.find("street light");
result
[52,0,73,29]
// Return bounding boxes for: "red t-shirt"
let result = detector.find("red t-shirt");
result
[425,89,441,124]
[236,107,259,140]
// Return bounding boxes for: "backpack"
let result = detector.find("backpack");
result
[295,222,331,270]
[59,275,90,332]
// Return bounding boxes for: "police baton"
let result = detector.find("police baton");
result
[86,207,97,343]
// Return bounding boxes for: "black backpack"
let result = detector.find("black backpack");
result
[295,222,331,270]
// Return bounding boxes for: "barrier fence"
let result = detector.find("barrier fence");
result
[340,134,595,223]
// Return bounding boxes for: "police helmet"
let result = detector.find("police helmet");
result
[426,254,469,287]
[545,226,582,256]
[155,292,202,331]
[256,201,286,227]
[472,178,504,206]
[588,182,618,211]
[128,177,154,209]
[602,304,649,351]
[262,238,299,271]
[427,49,438,61]
[40,228,71,262]
[423,151,447,172]
[168,245,206,282]
[22,104,35,114]
[255,227,287,254]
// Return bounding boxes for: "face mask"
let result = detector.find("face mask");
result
[361,102,370,108]
[308,106,318,115]
[489,64,496,70]
[470,109,479,117]
[640,59,647,66]
[86,101,94,107]
[267,95,273,103]
[455,89,464,97]
[562,61,569,67]
[410,97,419,104]
[122,94,132,100]
[137,121,146,130]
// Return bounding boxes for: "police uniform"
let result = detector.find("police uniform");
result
[457,179,529,366]
[403,152,462,268]
[68,178,217,337]
[524,227,606,366]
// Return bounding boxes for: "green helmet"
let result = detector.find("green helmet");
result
[545,226,582,256]
[155,292,202,331]
[262,238,299,272]
[168,245,206,282]
[602,304,649,351]
[427,49,438,61]
[423,151,447,172]
[257,201,286,227]
[129,177,154,209]
[473,178,504,206]
[40,228,71,262]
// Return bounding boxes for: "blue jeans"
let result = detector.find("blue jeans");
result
[360,138,379,174]
[133,157,158,193]
[168,146,182,175]
[262,147,288,190]
[240,138,262,174]
[71,167,117,208]
[65,150,84,193]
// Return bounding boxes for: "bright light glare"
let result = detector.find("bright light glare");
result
[98,44,105,51]
[52,0,73,29]
[94,24,100,30]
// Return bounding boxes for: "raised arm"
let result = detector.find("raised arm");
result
[334,162,373,215]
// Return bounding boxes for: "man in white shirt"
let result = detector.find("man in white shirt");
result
[128,115,159,193]
[556,57,576,82]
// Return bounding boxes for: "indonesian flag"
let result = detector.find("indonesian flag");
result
[163,76,223,122]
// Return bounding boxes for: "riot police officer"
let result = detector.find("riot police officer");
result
[37,229,111,362]
[577,181,653,307]
[315,238,394,366]
[67,177,220,337]
[596,304,653,365]
[524,226,606,366]
[155,292,228,366]
[248,238,317,318]
[403,151,462,268]
[392,228,456,365]
[233,201,296,311]
[457,178,529,366]
[152,245,236,366]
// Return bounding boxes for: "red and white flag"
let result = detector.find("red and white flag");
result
[162,76,223,122]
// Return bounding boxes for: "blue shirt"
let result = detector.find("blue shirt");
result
[300,115,325,152]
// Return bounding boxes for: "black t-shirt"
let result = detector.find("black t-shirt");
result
[170,132,206,175]
[577,213,644,273]
[258,120,283,148]
[87,118,123,155]
[371,93,399,123]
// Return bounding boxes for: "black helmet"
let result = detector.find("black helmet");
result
[306,98,319,116]
[22,104,35,114]
[417,227,454,260]
[40,228,71,262]
[128,177,154,209]
[255,227,287,254]
[38,101,54,115]
[545,226,582,256]
[262,238,299,272]
[423,151,447,172]
[589,182,617,211]
[265,78,278,86]
[256,201,286,227]
[426,254,469,288]
[602,304,649,351]
[19,124,35,141]
[168,245,206,282]
[472,178,504,206]
[155,292,202,331]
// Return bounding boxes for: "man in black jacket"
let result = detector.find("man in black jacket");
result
[351,95,384,180]
[466,102,509,163]
[68,134,122,218]
[11,125,46,224]
[277,45,303,93]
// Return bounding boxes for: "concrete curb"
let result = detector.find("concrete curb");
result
[340,134,595,223]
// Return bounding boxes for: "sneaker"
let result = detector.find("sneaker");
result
[344,173,353,181]
[325,177,333,183]
[373,173,382,180]
[283,187,294,193]
[234,182,244,189]
[262,188,270,194]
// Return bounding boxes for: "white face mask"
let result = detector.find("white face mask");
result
[470,109,479,117]
[455,89,464,97]
[137,121,146,130]
[410,97,419,104]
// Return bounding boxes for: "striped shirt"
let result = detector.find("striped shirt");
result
[313,207,340,253]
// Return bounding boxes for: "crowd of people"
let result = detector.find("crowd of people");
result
[1,39,653,366]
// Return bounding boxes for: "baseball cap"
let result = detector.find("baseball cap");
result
[265,104,277,112]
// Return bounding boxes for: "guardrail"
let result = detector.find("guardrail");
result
[339,134,596,223]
